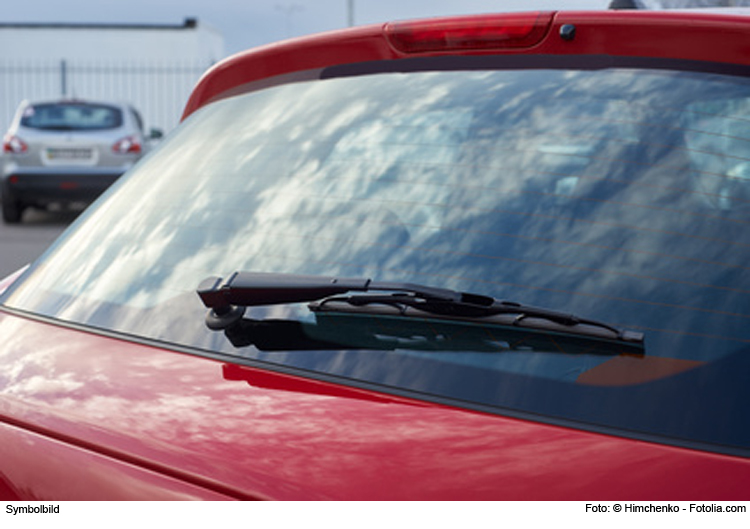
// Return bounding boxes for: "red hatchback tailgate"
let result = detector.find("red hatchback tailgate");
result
[0,312,748,500]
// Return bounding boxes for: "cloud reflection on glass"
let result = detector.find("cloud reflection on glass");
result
[5,66,750,452]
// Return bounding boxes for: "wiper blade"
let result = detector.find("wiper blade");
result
[197,271,644,349]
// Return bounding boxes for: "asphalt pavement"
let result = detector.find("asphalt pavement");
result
[0,208,79,279]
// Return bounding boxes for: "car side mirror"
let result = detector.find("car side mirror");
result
[149,128,164,140]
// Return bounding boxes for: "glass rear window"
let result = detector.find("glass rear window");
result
[20,102,123,131]
[4,63,750,456]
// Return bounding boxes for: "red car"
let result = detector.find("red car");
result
[1,6,750,500]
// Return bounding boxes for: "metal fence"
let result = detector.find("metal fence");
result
[0,59,212,134]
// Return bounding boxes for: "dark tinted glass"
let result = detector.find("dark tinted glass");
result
[20,103,123,130]
[4,66,750,455]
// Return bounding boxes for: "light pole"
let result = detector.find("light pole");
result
[347,0,355,27]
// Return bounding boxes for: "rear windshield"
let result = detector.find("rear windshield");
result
[20,102,123,131]
[4,61,750,456]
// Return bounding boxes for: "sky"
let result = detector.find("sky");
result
[4,0,611,57]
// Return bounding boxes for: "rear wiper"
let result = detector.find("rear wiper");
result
[38,125,76,131]
[197,271,644,349]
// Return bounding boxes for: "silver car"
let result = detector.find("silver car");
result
[1,99,160,223]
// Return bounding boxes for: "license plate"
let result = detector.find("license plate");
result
[46,147,94,160]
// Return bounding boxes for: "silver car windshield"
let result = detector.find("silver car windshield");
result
[4,64,750,455]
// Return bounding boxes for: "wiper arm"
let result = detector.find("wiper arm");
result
[197,271,460,310]
[197,271,644,349]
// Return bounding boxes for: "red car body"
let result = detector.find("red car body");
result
[1,271,749,501]
[2,9,750,500]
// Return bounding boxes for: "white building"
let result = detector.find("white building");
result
[0,19,225,132]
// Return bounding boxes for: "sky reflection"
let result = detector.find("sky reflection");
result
[4,65,750,455]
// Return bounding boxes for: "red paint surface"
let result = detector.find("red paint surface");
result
[0,312,747,500]
[0,422,232,500]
